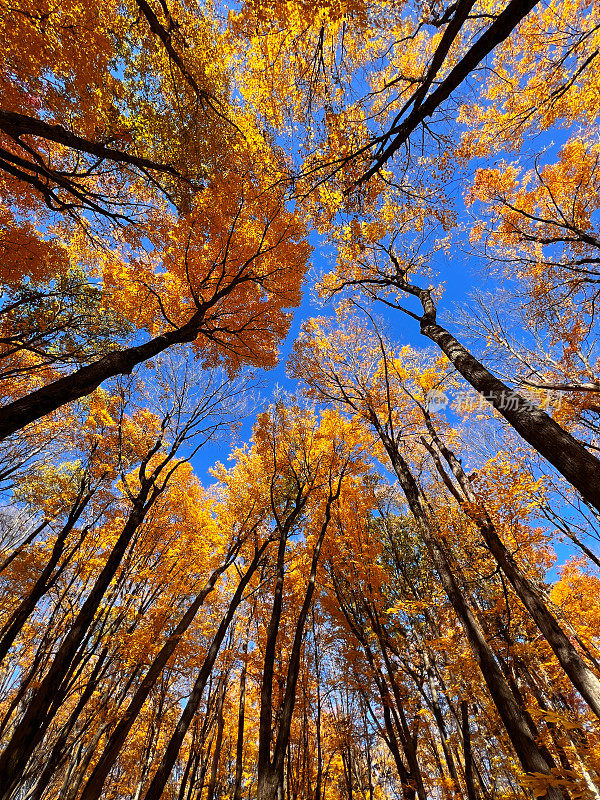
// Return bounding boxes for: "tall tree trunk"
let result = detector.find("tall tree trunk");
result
[425,423,600,719]
[312,612,323,800]
[233,638,248,800]
[206,673,227,800]
[375,425,563,799]
[0,479,160,800]
[370,617,427,800]
[258,485,341,800]
[388,270,600,510]
[0,484,94,665]
[0,308,206,441]
[26,647,111,800]
[331,579,422,800]
[78,550,240,800]
[141,542,268,800]
[423,651,461,795]
[256,489,311,800]
[358,0,540,181]
[257,527,289,800]
[460,702,477,800]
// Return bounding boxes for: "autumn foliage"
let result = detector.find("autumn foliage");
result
[1,0,600,799]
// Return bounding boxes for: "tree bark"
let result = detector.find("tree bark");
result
[421,315,600,511]
[0,309,205,441]
[361,268,600,511]
[141,542,269,800]
[426,425,600,719]
[376,426,563,799]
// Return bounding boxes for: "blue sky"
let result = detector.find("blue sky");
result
[185,159,596,579]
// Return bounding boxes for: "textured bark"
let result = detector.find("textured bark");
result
[141,543,268,800]
[427,426,600,719]
[0,309,204,441]
[376,427,563,799]
[373,271,600,510]
[421,318,600,510]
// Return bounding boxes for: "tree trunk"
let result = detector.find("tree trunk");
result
[233,639,248,800]
[0,309,205,441]
[387,271,600,510]
[78,550,239,800]
[0,482,158,800]
[0,485,94,665]
[206,674,227,800]
[377,428,563,799]
[141,543,268,800]
[420,316,600,511]
[427,426,600,719]
[461,702,477,800]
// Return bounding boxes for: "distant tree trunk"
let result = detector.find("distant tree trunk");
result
[423,652,462,794]
[424,422,600,719]
[374,422,563,799]
[258,484,341,800]
[233,637,249,800]
[26,647,111,800]
[0,483,95,665]
[142,542,269,800]
[362,705,374,800]
[176,738,197,800]
[331,579,423,800]
[461,702,477,800]
[367,615,426,800]
[206,673,228,800]
[312,612,323,800]
[257,521,288,800]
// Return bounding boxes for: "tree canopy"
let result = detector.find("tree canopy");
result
[1,0,600,799]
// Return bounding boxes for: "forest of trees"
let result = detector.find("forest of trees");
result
[1,0,600,798]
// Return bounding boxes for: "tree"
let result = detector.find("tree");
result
[0,361,248,799]
[291,310,600,797]
[0,0,310,439]
[4,0,600,797]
